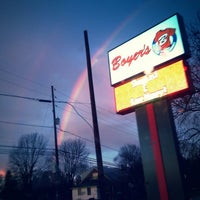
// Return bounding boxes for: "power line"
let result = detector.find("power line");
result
[0,67,138,136]
[0,93,48,102]
[60,101,93,129]
[0,92,136,134]
[58,128,118,152]
[0,92,93,128]
[0,120,53,129]
[0,92,135,152]
[57,101,138,140]
[0,67,51,97]
[0,144,117,168]
[60,100,138,137]
[0,119,118,153]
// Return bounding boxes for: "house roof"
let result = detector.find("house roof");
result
[73,167,124,188]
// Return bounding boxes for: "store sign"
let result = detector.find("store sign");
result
[108,14,185,86]
[114,60,189,114]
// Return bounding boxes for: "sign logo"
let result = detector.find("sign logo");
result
[108,14,185,86]
[152,28,177,55]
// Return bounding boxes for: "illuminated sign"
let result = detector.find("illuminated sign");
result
[108,14,186,86]
[114,60,189,114]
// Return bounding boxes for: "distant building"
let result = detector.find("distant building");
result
[72,167,126,200]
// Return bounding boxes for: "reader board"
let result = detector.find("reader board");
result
[114,60,189,114]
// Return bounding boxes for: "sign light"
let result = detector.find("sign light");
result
[108,14,186,86]
[114,60,189,114]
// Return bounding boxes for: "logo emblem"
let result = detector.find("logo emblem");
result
[152,28,177,55]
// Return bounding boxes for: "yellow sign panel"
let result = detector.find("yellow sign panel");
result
[114,60,189,113]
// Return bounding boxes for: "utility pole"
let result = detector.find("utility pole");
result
[51,86,60,200]
[51,85,59,172]
[84,30,105,200]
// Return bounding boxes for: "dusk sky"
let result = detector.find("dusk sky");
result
[0,0,200,172]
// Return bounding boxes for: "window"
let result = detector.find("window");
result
[78,188,82,196]
[92,172,98,179]
[87,187,91,195]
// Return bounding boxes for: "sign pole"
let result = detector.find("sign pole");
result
[136,103,167,200]
[135,99,186,200]
[153,99,186,199]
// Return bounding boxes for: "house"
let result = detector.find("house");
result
[72,167,126,200]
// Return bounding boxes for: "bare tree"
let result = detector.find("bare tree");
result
[59,139,90,185]
[8,133,47,192]
[114,144,141,169]
[114,144,146,199]
[171,13,200,158]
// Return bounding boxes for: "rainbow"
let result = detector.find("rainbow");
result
[57,11,140,145]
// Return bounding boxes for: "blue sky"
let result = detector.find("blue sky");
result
[0,0,200,171]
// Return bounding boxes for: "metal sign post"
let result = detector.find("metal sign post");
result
[136,99,186,200]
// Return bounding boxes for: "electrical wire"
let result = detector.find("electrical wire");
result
[0,93,51,102]
[58,128,118,152]
[0,119,118,153]
[0,67,51,97]
[0,92,137,155]
[0,120,53,129]
[0,93,93,129]
[0,60,138,158]
[0,144,117,167]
